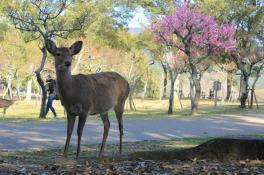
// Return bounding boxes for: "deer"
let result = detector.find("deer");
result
[0,98,15,117]
[45,39,129,158]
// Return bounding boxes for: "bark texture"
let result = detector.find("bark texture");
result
[168,70,177,114]
[35,47,47,118]
[226,72,233,101]
[240,74,249,108]
[161,63,168,99]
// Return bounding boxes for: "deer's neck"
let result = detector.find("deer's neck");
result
[56,69,73,98]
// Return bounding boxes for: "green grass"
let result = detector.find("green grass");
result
[0,100,66,122]
[1,99,264,121]
[115,99,264,119]
[2,134,264,161]
[0,137,211,160]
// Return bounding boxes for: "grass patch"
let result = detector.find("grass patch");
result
[1,99,264,121]
[1,137,264,174]
[0,137,210,160]
[121,99,264,119]
[1,100,65,121]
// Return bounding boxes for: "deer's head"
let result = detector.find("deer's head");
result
[45,39,83,72]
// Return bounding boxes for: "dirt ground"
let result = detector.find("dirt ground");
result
[2,138,264,175]
[1,154,264,175]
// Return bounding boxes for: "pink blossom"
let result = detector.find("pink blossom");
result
[150,3,236,58]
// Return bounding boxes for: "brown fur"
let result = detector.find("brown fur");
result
[46,39,129,158]
[0,98,14,117]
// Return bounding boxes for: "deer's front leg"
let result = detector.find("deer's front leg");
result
[64,113,76,157]
[76,114,87,158]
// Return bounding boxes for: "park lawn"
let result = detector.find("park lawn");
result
[1,98,264,121]
[0,100,65,122]
[2,136,264,174]
[0,137,211,160]
[123,99,264,118]
[0,137,212,174]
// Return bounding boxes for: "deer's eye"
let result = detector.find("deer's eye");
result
[56,53,61,56]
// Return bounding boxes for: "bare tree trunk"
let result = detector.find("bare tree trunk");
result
[33,78,41,108]
[2,87,7,99]
[25,79,32,101]
[148,71,153,98]
[177,90,183,109]
[168,70,178,114]
[161,63,168,99]
[35,46,47,118]
[2,75,12,100]
[189,78,194,102]
[192,78,201,115]
[226,72,233,101]
[238,74,242,100]
[7,75,13,100]
[188,68,201,115]
[250,63,264,108]
[72,47,83,74]
[16,81,21,100]
[129,93,136,111]
[250,88,254,108]
[128,83,136,110]
[240,73,249,108]
[141,80,147,101]
[185,48,202,115]
[25,64,34,101]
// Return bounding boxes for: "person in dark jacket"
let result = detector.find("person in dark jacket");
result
[45,75,57,118]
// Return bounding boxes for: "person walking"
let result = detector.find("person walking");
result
[45,75,57,118]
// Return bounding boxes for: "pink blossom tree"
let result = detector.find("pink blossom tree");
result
[151,3,236,114]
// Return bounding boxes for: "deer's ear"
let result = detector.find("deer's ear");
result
[45,39,57,55]
[70,41,83,55]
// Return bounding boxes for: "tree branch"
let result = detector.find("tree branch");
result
[7,12,45,37]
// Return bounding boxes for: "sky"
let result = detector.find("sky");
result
[128,7,149,30]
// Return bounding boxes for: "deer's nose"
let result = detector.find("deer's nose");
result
[65,61,71,67]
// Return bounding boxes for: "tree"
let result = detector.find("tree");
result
[150,3,235,114]
[223,63,237,101]
[162,50,188,114]
[139,0,176,99]
[139,30,169,99]
[226,0,263,108]
[200,0,264,108]
[113,30,149,110]
[0,29,38,100]
[199,0,228,22]
[138,0,175,16]
[4,0,87,118]
[248,46,264,108]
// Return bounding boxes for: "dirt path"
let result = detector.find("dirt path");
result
[0,113,264,150]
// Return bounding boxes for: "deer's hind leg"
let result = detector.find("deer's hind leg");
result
[114,101,125,156]
[99,112,110,158]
